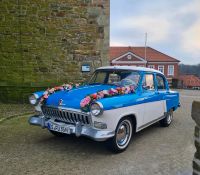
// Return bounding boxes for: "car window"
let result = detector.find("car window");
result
[156,75,166,90]
[142,74,155,90]
[90,72,107,84]
[119,71,140,86]
[88,70,140,87]
[108,73,120,84]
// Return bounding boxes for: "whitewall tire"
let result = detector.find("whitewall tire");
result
[160,109,173,127]
[107,117,133,153]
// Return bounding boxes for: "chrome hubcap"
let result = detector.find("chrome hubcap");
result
[167,113,172,124]
[116,120,131,147]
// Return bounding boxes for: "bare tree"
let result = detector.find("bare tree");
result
[179,64,200,77]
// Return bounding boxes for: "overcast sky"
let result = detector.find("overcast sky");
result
[110,0,200,65]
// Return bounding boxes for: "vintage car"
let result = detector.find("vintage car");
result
[29,66,180,152]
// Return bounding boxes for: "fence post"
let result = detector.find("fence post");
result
[192,101,200,175]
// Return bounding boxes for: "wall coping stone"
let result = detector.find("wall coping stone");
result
[192,101,200,126]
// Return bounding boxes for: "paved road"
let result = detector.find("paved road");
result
[0,90,199,175]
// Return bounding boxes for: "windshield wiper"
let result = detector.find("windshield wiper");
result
[103,83,120,86]
[87,83,102,85]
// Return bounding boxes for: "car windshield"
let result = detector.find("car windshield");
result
[88,69,140,87]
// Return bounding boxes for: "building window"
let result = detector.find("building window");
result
[168,65,174,76]
[127,54,132,60]
[148,65,155,69]
[158,65,164,73]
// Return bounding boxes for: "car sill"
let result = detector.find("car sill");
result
[137,115,166,132]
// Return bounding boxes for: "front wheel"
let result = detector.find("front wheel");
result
[107,118,133,153]
[160,109,173,127]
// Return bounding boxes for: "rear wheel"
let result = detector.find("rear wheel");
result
[160,109,173,127]
[107,118,133,153]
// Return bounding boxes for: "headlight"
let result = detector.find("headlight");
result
[90,102,103,116]
[29,94,38,105]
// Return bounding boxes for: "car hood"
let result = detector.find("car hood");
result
[44,84,117,109]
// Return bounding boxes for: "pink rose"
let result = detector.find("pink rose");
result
[122,87,126,91]
[67,85,72,90]
[125,86,130,94]
[98,91,105,98]
[43,94,49,99]
[97,95,102,99]
[57,86,64,90]
[130,85,135,92]
[121,87,125,94]
[103,90,109,95]
[49,88,55,93]
[76,83,80,88]
[54,86,59,90]
[111,88,118,94]
[80,96,91,108]
[109,88,117,95]
[80,100,85,108]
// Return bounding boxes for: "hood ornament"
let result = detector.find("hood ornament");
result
[58,99,63,106]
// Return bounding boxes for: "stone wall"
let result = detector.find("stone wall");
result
[192,101,200,175]
[0,0,110,103]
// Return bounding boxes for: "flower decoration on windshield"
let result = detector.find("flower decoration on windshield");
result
[80,85,135,112]
[39,83,81,104]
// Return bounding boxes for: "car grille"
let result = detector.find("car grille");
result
[42,106,91,125]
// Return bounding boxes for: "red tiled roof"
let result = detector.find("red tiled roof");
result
[179,75,200,87]
[110,46,180,62]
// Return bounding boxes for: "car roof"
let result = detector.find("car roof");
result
[97,66,164,75]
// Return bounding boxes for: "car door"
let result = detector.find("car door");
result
[155,74,168,112]
[141,73,165,124]
[156,74,178,112]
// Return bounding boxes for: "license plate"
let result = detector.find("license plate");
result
[47,122,71,134]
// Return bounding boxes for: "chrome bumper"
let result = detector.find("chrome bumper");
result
[28,115,114,141]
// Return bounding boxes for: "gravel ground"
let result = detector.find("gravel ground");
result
[0,90,199,175]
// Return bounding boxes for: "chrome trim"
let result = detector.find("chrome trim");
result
[137,115,165,131]
[96,101,104,109]
[33,93,39,99]
[29,94,38,105]
[28,115,46,128]
[41,106,91,125]
[29,93,41,106]
[28,115,114,141]
[49,105,90,115]
[90,102,104,117]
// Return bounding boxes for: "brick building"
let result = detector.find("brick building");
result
[110,46,180,85]
[179,75,200,89]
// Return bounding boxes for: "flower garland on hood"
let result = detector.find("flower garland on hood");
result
[80,85,135,112]
[39,83,80,104]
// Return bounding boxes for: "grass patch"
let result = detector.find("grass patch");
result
[0,103,34,120]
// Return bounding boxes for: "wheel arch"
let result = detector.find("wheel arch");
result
[119,113,137,133]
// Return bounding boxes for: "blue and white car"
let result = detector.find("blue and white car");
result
[29,66,180,152]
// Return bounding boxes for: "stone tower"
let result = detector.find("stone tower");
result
[0,0,110,102]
